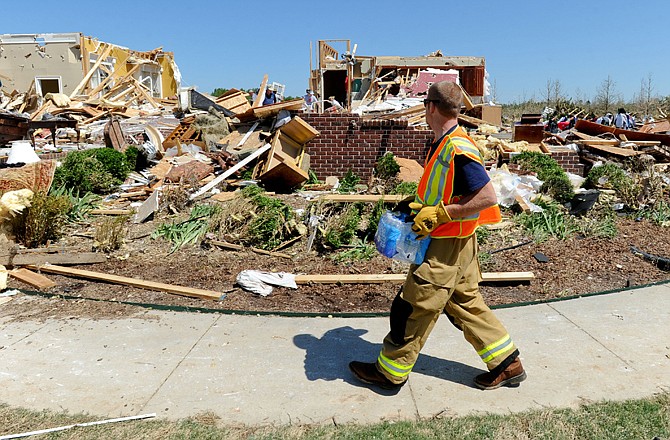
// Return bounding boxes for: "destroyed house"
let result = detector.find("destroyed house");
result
[309,40,489,110]
[0,33,180,99]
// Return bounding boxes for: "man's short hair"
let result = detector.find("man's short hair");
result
[426,81,462,119]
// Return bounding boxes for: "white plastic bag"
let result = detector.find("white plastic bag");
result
[236,270,297,296]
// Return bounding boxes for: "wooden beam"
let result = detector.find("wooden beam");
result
[88,63,141,98]
[25,264,223,301]
[12,252,107,266]
[252,74,268,108]
[294,272,535,284]
[70,44,114,98]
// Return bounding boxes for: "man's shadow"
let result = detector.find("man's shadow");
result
[293,326,484,392]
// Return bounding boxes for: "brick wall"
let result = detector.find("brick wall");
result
[299,112,433,181]
[550,148,584,176]
[299,113,586,180]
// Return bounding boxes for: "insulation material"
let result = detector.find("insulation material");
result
[404,68,459,97]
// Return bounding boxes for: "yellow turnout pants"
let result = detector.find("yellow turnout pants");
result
[377,234,517,384]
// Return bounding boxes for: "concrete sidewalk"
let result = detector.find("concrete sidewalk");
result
[1,282,669,426]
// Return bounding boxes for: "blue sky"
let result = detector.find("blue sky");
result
[4,0,669,103]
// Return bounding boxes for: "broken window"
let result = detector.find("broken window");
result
[35,76,62,96]
[136,63,162,98]
[89,53,115,96]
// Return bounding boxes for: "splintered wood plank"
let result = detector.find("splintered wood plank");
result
[25,264,223,301]
[10,268,57,290]
[252,74,268,108]
[13,252,107,266]
[294,272,535,284]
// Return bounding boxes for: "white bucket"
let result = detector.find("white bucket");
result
[7,140,40,165]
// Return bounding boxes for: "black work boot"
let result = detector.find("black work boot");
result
[349,361,405,390]
[474,355,527,390]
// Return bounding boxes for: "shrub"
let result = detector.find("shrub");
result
[392,181,418,196]
[49,186,100,222]
[53,147,132,195]
[11,191,71,248]
[584,163,642,208]
[511,151,575,203]
[240,185,296,250]
[375,153,400,179]
[94,216,129,253]
[324,204,361,249]
[338,170,361,193]
[514,201,578,242]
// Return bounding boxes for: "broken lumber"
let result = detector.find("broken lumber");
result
[24,264,224,301]
[294,272,535,284]
[9,268,57,290]
[190,143,271,199]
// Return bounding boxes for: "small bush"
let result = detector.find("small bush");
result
[338,170,361,193]
[375,153,401,179]
[365,199,385,239]
[49,186,100,222]
[94,216,129,252]
[152,204,220,254]
[330,239,376,264]
[11,191,71,248]
[392,181,418,196]
[584,163,642,208]
[511,151,575,203]
[639,200,670,226]
[514,202,578,242]
[324,204,361,249]
[53,147,132,195]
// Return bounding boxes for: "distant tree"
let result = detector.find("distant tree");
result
[212,88,229,97]
[594,76,619,113]
[637,73,656,118]
[542,79,564,108]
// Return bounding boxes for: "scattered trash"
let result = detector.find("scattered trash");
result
[235,270,298,296]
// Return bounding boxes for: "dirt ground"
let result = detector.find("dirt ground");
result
[1,203,669,323]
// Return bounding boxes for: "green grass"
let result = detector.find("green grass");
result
[1,392,669,439]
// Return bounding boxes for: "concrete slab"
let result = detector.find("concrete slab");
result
[144,315,419,424]
[0,312,219,416]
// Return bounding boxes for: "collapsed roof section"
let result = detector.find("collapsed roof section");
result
[0,33,180,99]
[309,40,488,112]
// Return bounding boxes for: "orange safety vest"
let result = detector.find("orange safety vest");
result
[415,126,501,238]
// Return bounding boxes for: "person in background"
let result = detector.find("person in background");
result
[325,96,343,113]
[613,108,629,129]
[303,89,318,112]
[262,85,280,106]
[596,113,612,125]
[349,81,526,392]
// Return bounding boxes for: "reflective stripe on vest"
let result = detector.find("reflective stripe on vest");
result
[415,126,501,238]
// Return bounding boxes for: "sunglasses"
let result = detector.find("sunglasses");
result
[423,99,439,106]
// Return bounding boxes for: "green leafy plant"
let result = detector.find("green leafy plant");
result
[584,163,642,209]
[638,200,670,226]
[11,191,71,248]
[53,147,132,195]
[338,170,361,194]
[365,199,385,239]
[514,202,578,242]
[307,169,320,184]
[476,226,491,245]
[392,181,418,196]
[511,151,575,203]
[330,239,376,264]
[324,203,361,249]
[375,152,401,179]
[574,214,618,239]
[49,185,100,222]
[240,185,296,250]
[152,204,220,254]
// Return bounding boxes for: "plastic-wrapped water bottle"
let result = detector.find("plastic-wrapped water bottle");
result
[374,210,430,265]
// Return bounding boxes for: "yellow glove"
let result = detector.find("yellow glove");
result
[409,201,452,238]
